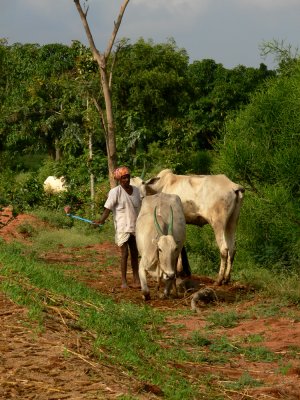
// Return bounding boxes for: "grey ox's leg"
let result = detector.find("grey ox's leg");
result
[138,258,150,300]
[213,222,228,285]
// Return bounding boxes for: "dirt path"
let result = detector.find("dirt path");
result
[0,208,300,399]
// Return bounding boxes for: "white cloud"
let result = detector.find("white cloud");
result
[234,0,299,9]
[132,0,209,14]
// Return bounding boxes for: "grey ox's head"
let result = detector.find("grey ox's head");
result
[130,176,160,198]
[153,206,178,281]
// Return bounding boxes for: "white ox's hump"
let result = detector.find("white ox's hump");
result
[157,168,173,177]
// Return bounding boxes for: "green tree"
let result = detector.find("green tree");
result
[0,42,82,159]
[112,38,190,167]
[187,60,275,149]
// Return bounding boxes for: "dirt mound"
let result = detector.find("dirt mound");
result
[0,206,46,243]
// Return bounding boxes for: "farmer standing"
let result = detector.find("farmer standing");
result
[96,166,141,289]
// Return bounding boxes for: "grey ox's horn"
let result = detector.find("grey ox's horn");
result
[168,206,174,235]
[154,206,164,236]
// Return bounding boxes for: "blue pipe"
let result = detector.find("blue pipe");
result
[66,213,102,226]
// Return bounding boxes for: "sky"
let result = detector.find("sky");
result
[1,0,300,69]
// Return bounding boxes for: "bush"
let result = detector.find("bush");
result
[0,171,44,212]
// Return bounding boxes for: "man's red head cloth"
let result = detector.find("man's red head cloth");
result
[113,166,130,180]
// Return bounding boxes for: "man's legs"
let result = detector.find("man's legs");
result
[120,242,129,288]
[128,234,140,288]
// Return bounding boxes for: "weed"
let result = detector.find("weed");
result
[190,331,212,347]
[206,310,240,328]
[17,222,36,236]
[286,345,300,358]
[245,302,283,319]
[244,333,264,344]
[277,361,293,375]
[244,346,276,362]
[224,371,262,390]
[62,347,72,359]
[209,336,240,355]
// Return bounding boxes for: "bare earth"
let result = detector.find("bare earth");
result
[0,208,299,399]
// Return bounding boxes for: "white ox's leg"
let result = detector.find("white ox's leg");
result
[223,194,243,283]
[223,228,236,284]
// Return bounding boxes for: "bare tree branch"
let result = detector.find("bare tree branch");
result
[105,0,130,59]
[73,1,99,61]
[109,42,122,90]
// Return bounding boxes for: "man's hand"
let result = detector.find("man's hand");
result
[92,220,103,227]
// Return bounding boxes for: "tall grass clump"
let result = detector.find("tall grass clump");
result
[185,224,220,277]
[29,208,115,252]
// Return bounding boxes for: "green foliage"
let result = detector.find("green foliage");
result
[214,60,300,271]
[1,38,275,185]
[0,171,44,212]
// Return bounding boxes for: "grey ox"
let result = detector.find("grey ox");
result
[135,192,186,300]
[132,169,245,285]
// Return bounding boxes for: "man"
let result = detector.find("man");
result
[96,166,141,289]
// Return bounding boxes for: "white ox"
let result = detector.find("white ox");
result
[136,192,186,300]
[133,169,245,285]
[43,176,67,194]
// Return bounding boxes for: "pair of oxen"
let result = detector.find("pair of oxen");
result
[132,169,245,301]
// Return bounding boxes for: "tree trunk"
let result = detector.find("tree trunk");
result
[88,100,95,214]
[89,133,95,215]
[55,138,61,161]
[96,55,117,188]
